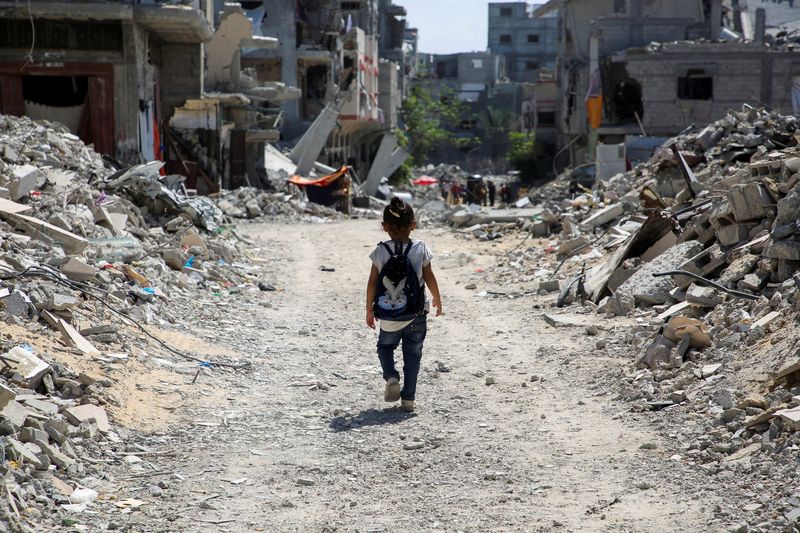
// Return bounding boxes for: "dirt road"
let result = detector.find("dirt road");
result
[114,220,720,532]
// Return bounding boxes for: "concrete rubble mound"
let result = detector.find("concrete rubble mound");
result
[494,106,800,515]
[0,114,345,529]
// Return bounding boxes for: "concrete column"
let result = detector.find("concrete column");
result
[755,8,766,44]
[278,0,299,128]
[709,0,722,40]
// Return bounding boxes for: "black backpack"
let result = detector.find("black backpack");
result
[373,241,425,321]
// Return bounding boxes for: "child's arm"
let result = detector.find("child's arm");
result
[422,264,443,316]
[366,264,379,329]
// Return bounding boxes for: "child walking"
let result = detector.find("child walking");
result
[366,197,442,412]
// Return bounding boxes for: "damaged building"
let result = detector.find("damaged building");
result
[534,0,800,172]
[228,0,408,187]
[0,0,213,164]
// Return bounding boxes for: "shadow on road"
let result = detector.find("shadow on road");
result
[329,408,416,432]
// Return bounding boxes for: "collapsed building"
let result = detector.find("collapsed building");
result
[533,0,800,174]
[0,0,213,164]
[0,0,411,201]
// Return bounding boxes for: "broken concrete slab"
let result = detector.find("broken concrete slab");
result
[19,397,58,416]
[752,310,780,329]
[0,401,28,429]
[4,212,88,254]
[718,254,759,287]
[0,197,33,215]
[616,241,702,306]
[728,182,775,222]
[4,436,43,468]
[47,314,100,355]
[2,347,50,389]
[0,383,14,411]
[60,258,97,283]
[64,404,109,433]
[8,164,39,200]
[685,284,723,308]
[582,203,624,228]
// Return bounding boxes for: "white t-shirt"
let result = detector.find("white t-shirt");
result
[369,239,433,332]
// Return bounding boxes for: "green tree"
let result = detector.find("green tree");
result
[399,86,475,165]
[480,106,514,162]
[507,131,543,184]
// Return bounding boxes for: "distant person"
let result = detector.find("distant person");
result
[366,197,443,413]
[487,180,496,206]
[500,183,509,205]
[450,182,463,205]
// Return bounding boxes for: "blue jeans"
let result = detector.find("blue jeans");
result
[377,314,427,401]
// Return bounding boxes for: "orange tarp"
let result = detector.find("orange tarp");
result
[586,96,603,130]
[289,166,349,187]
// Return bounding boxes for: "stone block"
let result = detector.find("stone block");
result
[716,223,757,247]
[764,236,800,261]
[0,383,14,411]
[686,284,723,307]
[0,401,27,429]
[582,203,624,228]
[675,244,728,289]
[161,249,187,271]
[46,293,78,312]
[1,291,30,318]
[60,258,96,283]
[728,182,774,222]
[8,164,39,200]
[4,436,42,468]
[18,427,48,444]
[1,347,50,389]
[34,439,74,469]
[557,236,589,257]
[718,254,758,287]
[738,272,766,293]
[64,404,109,433]
[20,398,58,416]
[538,279,561,293]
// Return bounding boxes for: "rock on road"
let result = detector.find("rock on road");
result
[124,220,716,532]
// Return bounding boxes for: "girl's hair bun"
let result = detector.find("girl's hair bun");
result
[384,196,414,227]
[389,196,407,211]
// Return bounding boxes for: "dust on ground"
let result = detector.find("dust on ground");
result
[73,219,726,533]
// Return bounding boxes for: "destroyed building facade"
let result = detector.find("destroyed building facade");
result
[0,0,213,164]
[532,0,800,170]
[487,1,559,83]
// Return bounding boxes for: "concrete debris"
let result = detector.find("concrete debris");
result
[0,113,356,527]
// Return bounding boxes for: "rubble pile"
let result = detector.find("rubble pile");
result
[216,187,344,221]
[506,107,800,525]
[0,114,343,528]
[0,341,125,531]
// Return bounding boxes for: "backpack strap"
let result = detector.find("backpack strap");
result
[403,241,414,257]
[380,241,395,256]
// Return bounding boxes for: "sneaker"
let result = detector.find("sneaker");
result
[384,378,401,402]
[400,399,415,412]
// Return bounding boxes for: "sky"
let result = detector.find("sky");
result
[395,0,494,54]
